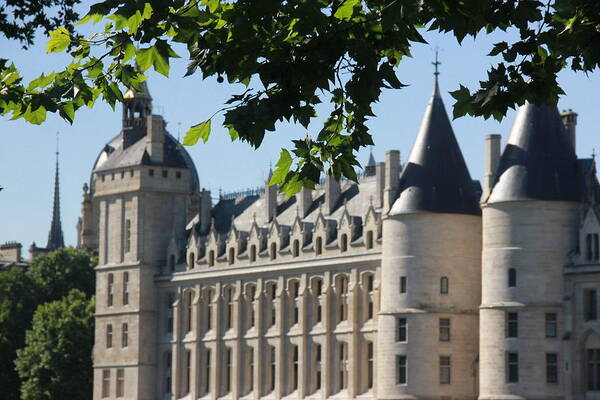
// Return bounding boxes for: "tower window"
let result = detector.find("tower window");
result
[185,291,193,333]
[440,276,449,294]
[508,268,517,287]
[315,344,322,391]
[247,347,254,393]
[339,342,348,390]
[546,353,558,383]
[106,324,113,348]
[225,348,232,393]
[292,345,299,391]
[184,350,191,395]
[225,287,234,330]
[585,289,598,321]
[367,342,374,389]
[269,283,277,327]
[506,312,518,337]
[400,276,407,293]
[116,368,125,397]
[545,313,557,338]
[107,273,114,307]
[270,346,276,392]
[397,318,407,342]
[205,349,211,394]
[122,271,129,305]
[166,292,174,334]
[507,352,519,383]
[102,369,110,398]
[125,219,131,253]
[439,356,451,384]
[169,254,175,272]
[397,355,407,384]
[439,318,451,342]
[121,323,128,347]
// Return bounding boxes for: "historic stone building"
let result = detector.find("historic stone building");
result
[85,75,600,400]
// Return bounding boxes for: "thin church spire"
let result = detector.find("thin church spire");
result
[432,47,441,97]
[47,132,65,250]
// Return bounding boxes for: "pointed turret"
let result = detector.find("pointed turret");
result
[488,102,580,203]
[390,74,480,215]
[47,137,64,250]
[364,150,376,176]
[122,80,153,148]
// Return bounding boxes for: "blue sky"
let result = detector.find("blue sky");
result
[1,23,598,249]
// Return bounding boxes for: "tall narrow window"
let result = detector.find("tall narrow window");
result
[291,281,300,325]
[545,313,557,338]
[508,268,517,287]
[339,342,348,390]
[439,318,451,342]
[546,353,558,383]
[366,274,375,320]
[588,349,600,390]
[397,318,407,342]
[367,342,374,389]
[440,276,449,294]
[340,234,348,252]
[228,248,235,265]
[121,323,128,347]
[184,350,191,395]
[292,345,299,391]
[106,324,113,348]
[315,344,322,391]
[585,289,598,321]
[165,352,172,395]
[225,287,234,330]
[206,289,213,330]
[506,312,518,338]
[397,355,407,384]
[102,370,110,398]
[189,252,195,269]
[125,219,131,253]
[248,348,254,393]
[314,279,323,324]
[270,346,276,392]
[270,242,277,260]
[186,291,193,333]
[293,240,300,257]
[595,234,599,260]
[507,352,519,383]
[205,349,212,394]
[107,273,114,307]
[166,292,174,334]
[247,286,256,329]
[338,276,349,323]
[116,368,125,397]
[315,237,323,255]
[587,234,593,260]
[169,254,175,272]
[400,276,407,293]
[269,283,277,327]
[250,245,256,262]
[122,272,129,306]
[208,250,215,267]
[439,356,451,384]
[366,230,374,249]
[225,348,232,393]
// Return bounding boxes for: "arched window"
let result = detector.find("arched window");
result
[228,247,235,265]
[270,242,277,260]
[366,230,374,249]
[208,250,215,267]
[169,254,175,272]
[440,276,449,294]
[293,240,300,257]
[188,252,195,269]
[340,233,348,252]
[508,268,517,287]
[315,237,323,255]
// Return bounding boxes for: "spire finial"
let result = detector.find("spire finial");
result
[47,131,65,250]
[432,47,441,97]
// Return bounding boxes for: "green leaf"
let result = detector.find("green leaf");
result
[76,13,103,25]
[334,0,360,20]
[59,102,75,124]
[183,119,211,146]
[269,149,293,185]
[23,105,47,124]
[136,41,179,76]
[46,28,71,53]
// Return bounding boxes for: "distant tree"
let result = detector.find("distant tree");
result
[0,268,39,400]
[27,247,96,302]
[15,289,94,400]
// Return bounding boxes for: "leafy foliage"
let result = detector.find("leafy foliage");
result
[1,0,599,195]
[15,290,95,400]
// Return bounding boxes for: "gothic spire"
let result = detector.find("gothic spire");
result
[47,132,65,250]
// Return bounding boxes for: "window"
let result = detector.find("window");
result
[268,284,277,327]
[338,276,349,323]
[166,292,174,334]
[439,356,451,384]
[106,324,113,348]
[247,286,256,329]
[225,348,232,393]
[293,240,300,257]
[101,174,105,182]
[314,279,323,325]
[545,313,557,338]
[185,291,193,333]
[315,237,323,255]
[315,344,322,391]
[507,352,519,383]
[111,172,115,180]
[366,230,374,249]
[176,171,182,179]
[121,171,125,179]
[189,252,195,269]
[162,169,168,178]
[130,170,134,177]
[102,369,110,398]
[184,350,191,395]
[228,248,235,265]
[397,318,407,342]
[225,287,234,330]
[439,318,451,342]
[546,353,558,383]
[292,345,299,391]
[587,233,600,261]
[122,323,128,347]
[107,273,114,307]
[506,312,518,338]
[367,274,374,320]
[585,290,598,321]
[164,352,172,394]
[122,272,129,305]
[508,268,517,287]
[339,342,348,390]
[340,233,348,252]
[149,169,154,177]
[116,369,125,397]
[206,289,213,330]
[440,276,449,294]
[208,250,215,267]
[400,276,407,293]
[248,348,254,393]
[367,342,374,389]
[169,254,175,272]
[250,245,256,262]
[125,219,131,253]
[397,355,407,384]
[270,242,277,260]
[291,281,300,325]
[270,346,276,392]
[205,349,212,394]
[588,349,600,390]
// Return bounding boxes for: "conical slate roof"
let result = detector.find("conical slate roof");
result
[488,103,581,203]
[389,80,480,216]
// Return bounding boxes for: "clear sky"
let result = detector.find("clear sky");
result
[1,21,598,250]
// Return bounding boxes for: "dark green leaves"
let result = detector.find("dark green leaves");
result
[183,119,211,145]
[46,28,71,53]
[136,40,180,76]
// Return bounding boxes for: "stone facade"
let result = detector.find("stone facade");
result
[87,80,600,400]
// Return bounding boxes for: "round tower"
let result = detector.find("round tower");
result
[479,103,582,400]
[377,75,482,399]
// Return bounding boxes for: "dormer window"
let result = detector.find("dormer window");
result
[188,252,195,269]
[250,245,256,262]
[293,240,300,257]
[340,234,348,253]
[270,243,277,260]
[315,237,323,255]
[587,233,600,261]
[208,250,215,267]
[366,231,374,249]
[228,248,235,265]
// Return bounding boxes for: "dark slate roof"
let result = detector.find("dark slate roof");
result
[488,103,581,203]
[389,80,481,216]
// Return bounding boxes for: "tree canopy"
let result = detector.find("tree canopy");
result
[1,0,599,195]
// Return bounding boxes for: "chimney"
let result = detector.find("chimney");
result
[265,170,277,222]
[482,134,501,202]
[375,162,385,209]
[325,174,341,215]
[0,242,22,262]
[146,114,165,162]
[200,189,212,234]
[561,109,578,151]
[296,187,312,218]
[383,150,400,212]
